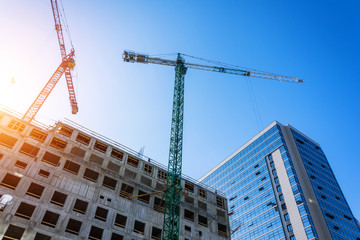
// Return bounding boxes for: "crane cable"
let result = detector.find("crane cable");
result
[59,0,74,49]
[246,79,263,131]
[181,53,278,76]
[182,53,264,130]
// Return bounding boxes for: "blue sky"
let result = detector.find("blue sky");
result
[0,1,359,219]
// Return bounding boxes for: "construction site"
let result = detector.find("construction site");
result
[1,1,360,240]
[0,107,230,239]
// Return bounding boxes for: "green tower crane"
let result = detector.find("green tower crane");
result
[122,51,303,240]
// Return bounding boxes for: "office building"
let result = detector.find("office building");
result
[0,107,230,240]
[200,121,360,240]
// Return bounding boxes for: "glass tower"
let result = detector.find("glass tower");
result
[200,121,360,240]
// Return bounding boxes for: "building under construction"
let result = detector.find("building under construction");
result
[0,107,230,240]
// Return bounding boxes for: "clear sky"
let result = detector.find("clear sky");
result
[0,1,359,219]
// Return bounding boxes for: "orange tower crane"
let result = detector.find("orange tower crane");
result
[22,0,78,122]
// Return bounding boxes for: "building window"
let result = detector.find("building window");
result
[216,196,225,208]
[140,176,152,187]
[138,190,150,204]
[277,185,282,192]
[15,202,36,220]
[270,161,275,168]
[184,182,194,192]
[94,206,108,222]
[133,220,145,235]
[50,191,67,207]
[325,213,335,219]
[50,137,67,149]
[279,194,284,201]
[41,211,60,228]
[73,199,88,214]
[89,226,103,240]
[38,169,50,178]
[83,168,99,182]
[272,169,277,175]
[151,227,162,239]
[254,164,259,168]
[111,233,124,240]
[3,224,25,240]
[63,160,81,175]
[344,215,352,221]
[217,209,226,218]
[29,128,48,142]
[76,133,91,145]
[284,213,290,221]
[184,209,194,221]
[198,215,208,227]
[143,163,153,175]
[111,148,123,160]
[94,141,108,153]
[124,168,137,179]
[198,200,207,210]
[198,188,207,198]
[157,169,167,181]
[218,223,227,237]
[58,125,73,137]
[127,156,139,168]
[65,218,82,235]
[255,171,261,175]
[259,187,264,191]
[274,177,279,183]
[70,146,86,157]
[318,186,323,190]
[153,197,165,213]
[42,151,61,166]
[26,182,45,198]
[19,142,40,157]
[1,173,21,190]
[120,183,134,198]
[185,225,191,232]
[290,235,296,240]
[89,153,104,166]
[102,176,117,190]
[114,213,127,228]
[287,224,293,232]
[281,203,287,210]
[34,233,51,240]
[333,226,340,230]
[0,133,18,148]
[8,120,25,132]
[14,160,27,169]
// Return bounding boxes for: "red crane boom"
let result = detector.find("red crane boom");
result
[22,0,78,122]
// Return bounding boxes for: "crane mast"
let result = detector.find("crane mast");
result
[22,0,78,123]
[123,50,303,240]
[50,0,78,114]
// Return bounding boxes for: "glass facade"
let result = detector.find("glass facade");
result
[202,125,286,240]
[291,129,360,240]
[201,122,360,240]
